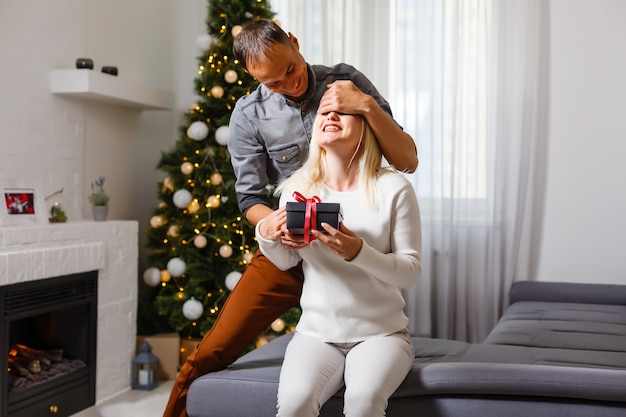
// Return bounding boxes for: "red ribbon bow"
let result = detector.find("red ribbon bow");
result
[292,191,321,243]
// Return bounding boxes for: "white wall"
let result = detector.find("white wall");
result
[535,0,626,284]
[0,0,209,277]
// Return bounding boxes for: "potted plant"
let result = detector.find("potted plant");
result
[88,176,110,221]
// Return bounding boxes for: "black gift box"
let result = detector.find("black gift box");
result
[286,202,342,234]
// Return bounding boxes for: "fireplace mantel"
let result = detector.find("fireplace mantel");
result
[0,221,138,403]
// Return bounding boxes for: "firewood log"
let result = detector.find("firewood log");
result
[8,355,41,373]
[13,344,63,362]
[8,357,30,376]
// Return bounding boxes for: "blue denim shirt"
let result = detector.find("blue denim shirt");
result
[228,63,395,217]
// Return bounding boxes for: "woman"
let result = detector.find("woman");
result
[256,111,422,417]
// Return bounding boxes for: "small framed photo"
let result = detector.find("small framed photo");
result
[0,180,47,225]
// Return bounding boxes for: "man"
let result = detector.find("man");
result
[163,19,417,417]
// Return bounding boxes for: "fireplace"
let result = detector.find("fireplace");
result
[1,270,97,417]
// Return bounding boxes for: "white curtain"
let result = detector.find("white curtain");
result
[272,0,548,343]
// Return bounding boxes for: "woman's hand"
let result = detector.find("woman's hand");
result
[312,222,363,261]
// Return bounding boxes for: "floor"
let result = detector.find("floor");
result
[71,380,174,417]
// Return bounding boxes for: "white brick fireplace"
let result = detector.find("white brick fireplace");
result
[0,221,138,403]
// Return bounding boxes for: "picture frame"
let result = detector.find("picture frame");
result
[0,179,48,226]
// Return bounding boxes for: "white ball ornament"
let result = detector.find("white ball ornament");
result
[194,234,207,249]
[182,297,204,321]
[143,267,161,287]
[173,189,192,208]
[187,121,209,141]
[219,244,233,258]
[180,161,194,175]
[196,33,212,51]
[215,125,230,145]
[167,257,186,277]
[225,271,242,290]
[224,69,238,84]
[210,85,224,99]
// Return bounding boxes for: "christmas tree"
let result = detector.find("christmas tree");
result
[140,0,300,348]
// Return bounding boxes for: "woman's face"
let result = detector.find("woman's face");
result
[316,112,363,153]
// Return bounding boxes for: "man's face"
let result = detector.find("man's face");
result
[246,34,309,101]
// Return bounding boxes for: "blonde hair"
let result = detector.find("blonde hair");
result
[276,115,394,209]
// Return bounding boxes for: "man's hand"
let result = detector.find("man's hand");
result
[258,207,308,249]
[317,80,371,116]
[258,207,286,241]
[312,222,363,261]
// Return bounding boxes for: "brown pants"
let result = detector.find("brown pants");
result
[162,251,304,417]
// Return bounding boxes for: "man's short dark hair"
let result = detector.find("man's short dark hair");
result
[233,19,292,71]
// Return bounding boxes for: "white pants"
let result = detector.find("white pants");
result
[276,330,414,417]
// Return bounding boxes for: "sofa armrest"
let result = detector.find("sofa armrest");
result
[509,281,626,306]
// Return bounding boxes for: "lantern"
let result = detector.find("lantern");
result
[131,342,160,390]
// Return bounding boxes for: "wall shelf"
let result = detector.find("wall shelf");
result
[50,69,173,110]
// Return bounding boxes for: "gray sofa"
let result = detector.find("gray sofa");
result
[187,281,626,416]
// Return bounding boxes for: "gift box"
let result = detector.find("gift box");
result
[286,201,342,234]
[180,337,202,366]
[135,333,180,380]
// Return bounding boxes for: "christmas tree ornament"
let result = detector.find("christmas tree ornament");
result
[163,176,175,192]
[193,234,208,248]
[215,125,230,145]
[150,215,166,228]
[225,271,242,290]
[168,225,180,237]
[173,189,193,208]
[210,172,223,185]
[187,121,209,141]
[271,318,286,332]
[243,252,254,263]
[167,257,186,277]
[143,267,162,287]
[196,33,212,51]
[224,69,238,84]
[219,244,233,258]
[174,291,186,301]
[221,196,229,203]
[161,270,172,283]
[187,199,201,214]
[231,25,243,37]
[210,85,224,99]
[161,269,172,283]
[207,195,221,208]
[180,161,194,175]
[182,297,204,320]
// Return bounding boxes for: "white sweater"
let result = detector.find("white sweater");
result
[256,172,422,343]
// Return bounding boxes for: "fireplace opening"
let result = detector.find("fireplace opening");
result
[1,271,97,417]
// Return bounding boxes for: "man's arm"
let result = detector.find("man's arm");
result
[245,203,274,226]
[318,80,418,173]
